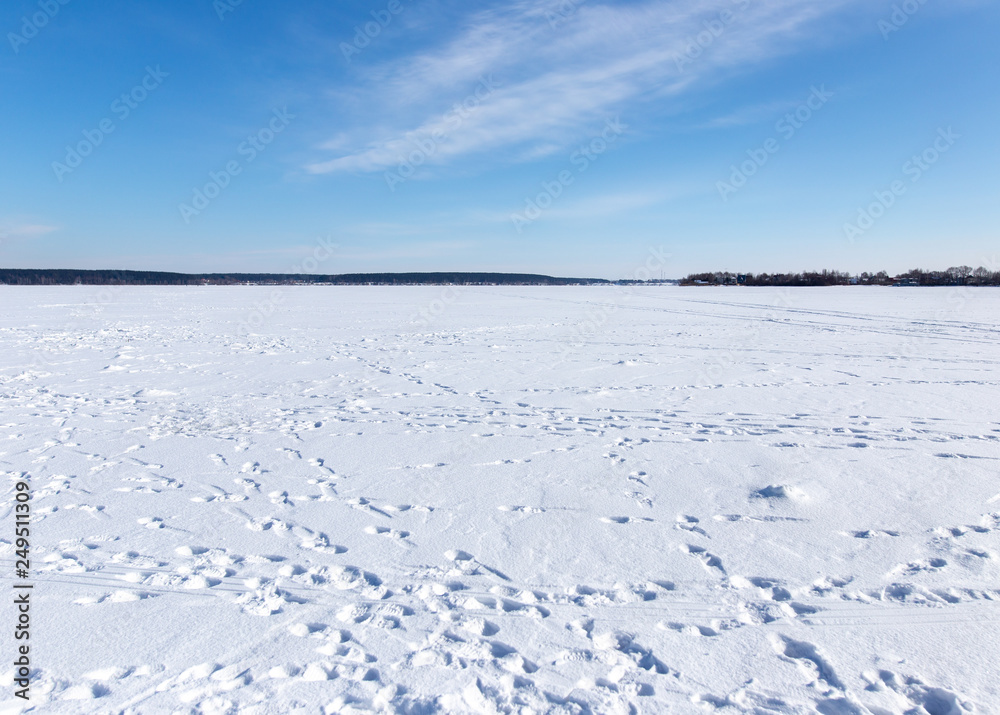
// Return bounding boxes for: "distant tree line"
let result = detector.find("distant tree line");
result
[681,266,1000,287]
[0,269,609,286]
[0,269,198,285]
[5,267,998,288]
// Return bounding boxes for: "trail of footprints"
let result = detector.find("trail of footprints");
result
[12,429,995,712]
[34,431,1000,633]
[56,538,982,713]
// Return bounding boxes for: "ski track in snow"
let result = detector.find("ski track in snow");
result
[0,286,998,713]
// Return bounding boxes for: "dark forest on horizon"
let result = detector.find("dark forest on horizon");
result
[1,267,998,287]
[0,270,608,286]
[681,266,1000,287]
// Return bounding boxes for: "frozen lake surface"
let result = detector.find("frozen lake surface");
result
[1,286,998,713]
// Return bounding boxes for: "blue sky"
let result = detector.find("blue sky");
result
[1,0,997,279]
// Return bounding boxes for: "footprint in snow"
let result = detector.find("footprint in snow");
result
[685,544,726,574]
[675,515,708,536]
[849,529,900,538]
[498,505,545,514]
[659,622,720,637]
[892,558,948,576]
[601,516,654,524]
[74,590,157,606]
[628,491,654,508]
[862,670,975,714]
[191,489,247,503]
[385,503,433,513]
[772,635,844,692]
[444,550,511,581]
[752,484,806,501]
[715,514,809,523]
[365,525,412,542]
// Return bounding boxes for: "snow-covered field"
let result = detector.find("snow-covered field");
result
[1,286,998,714]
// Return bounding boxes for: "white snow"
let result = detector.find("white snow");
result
[1,285,998,713]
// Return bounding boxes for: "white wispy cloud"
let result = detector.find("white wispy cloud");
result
[0,223,59,240]
[534,188,688,220]
[307,0,860,176]
[698,99,803,129]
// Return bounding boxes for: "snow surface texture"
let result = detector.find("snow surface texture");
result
[1,286,998,714]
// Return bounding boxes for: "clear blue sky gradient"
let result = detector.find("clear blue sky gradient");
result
[1,0,997,278]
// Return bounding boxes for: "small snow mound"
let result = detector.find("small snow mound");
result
[268,665,300,679]
[593,631,631,651]
[174,545,209,556]
[301,663,333,681]
[83,666,133,681]
[753,484,806,500]
[182,575,212,590]
[178,663,219,681]
[728,575,754,589]
[62,683,107,700]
